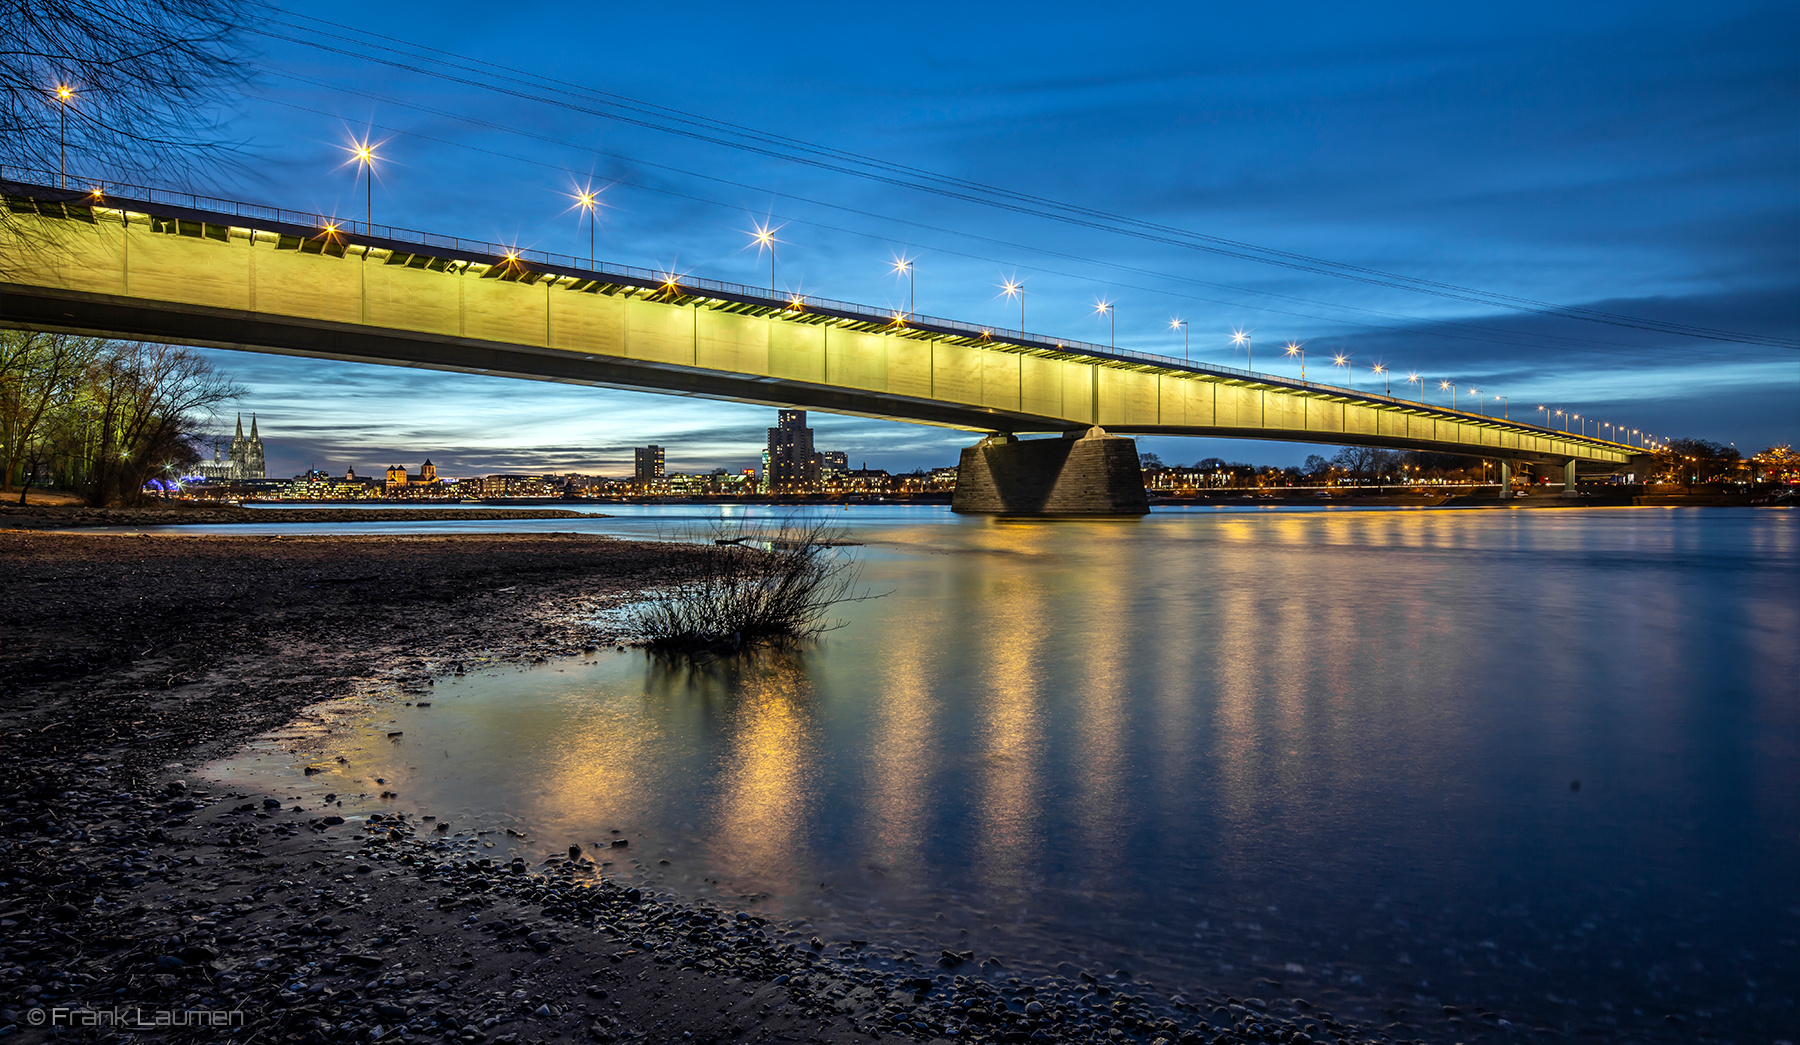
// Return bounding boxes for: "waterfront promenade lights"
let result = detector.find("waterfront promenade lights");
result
[750,223,780,292]
[1095,300,1115,349]
[1372,363,1390,396]
[55,84,74,188]
[1171,318,1189,362]
[1440,380,1457,409]
[892,256,915,317]
[1001,278,1024,332]
[1232,329,1253,372]
[573,188,599,267]
[1334,353,1352,390]
[1286,341,1306,381]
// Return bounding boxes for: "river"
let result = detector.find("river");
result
[202,504,1798,1040]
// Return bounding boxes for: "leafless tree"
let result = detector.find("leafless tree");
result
[0,329,103,499]
[0,0,247,186]
[80,342,241,506]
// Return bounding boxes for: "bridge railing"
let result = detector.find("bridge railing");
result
[3,170,1636,453]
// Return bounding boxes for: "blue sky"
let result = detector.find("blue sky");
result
[153,0,1797,476]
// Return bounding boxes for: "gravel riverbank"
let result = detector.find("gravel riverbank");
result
[1,531,1459,1045]
[0,505,597,529]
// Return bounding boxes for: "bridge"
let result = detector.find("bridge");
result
[1,181,1645,513]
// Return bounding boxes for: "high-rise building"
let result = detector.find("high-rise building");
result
[635,445,666,482]
[766,410,818,491]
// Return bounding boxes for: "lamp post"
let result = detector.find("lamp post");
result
[1407,372,1423,401]
[1095,300,1115,349]
[1440,380,1457,410]
[1001,278,1024,333]
[752,223,778,292]
[1286,341,1306,381]
[1232,329,1253,372]
[574,188,599,267]
[1469,388,1484,415]
[346,139,380,233]
[1372,363,1389,396]
[1334,353,1352,390]
[55,84,74,188]
[1171,318,1189,362]
[893,257,915,317]
[1495,395,1508,420]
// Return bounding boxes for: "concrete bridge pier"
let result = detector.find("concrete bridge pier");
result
[1500,460,1513,500]
[1561,458,1580,497]
[951,428,1150,516]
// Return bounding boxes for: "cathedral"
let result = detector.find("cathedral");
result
[198,414,267,480]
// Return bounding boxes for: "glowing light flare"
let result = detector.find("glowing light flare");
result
[1284,341,1303,356]
[56,84,73,100]
[1000,279,1023,298]
[1093,299,1113,316]
[1231,329,1250,347]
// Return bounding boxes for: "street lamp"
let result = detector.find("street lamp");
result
[1407,372,1423,401]
[748,222,782,292]
[1440,380,1457,410]
[1334,353,1353,390]
[1495,395,1508,420]
[1231,329,1253,372]
[892,256,915,317]
[1372,363,1389,396]
[1171,318,1189,362]
[55,84,74,188]
[1286,341,1306,381]
[1469,388,1484,415]
[573,187,600,267]
[1095,300,1115,349]
[346,137,379,232]
[1001,277,1024,333]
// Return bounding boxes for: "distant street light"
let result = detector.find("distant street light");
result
[1495,395,1508,420]
[55,84,74,188]
[1232,329,1253,372]
[1470,388,1484,415]
[750,222,780,292]
[1286,341,1306,381]
[573,187,600,267]
[1372,363,1390,396]
[1171,318,1189,362]
[1407,372,1423,401]
[1095,300,1115,349]
[892,256,915,317]
[1001,277,1025,332]
[1440,379,1457,410]
[1334,353,1353,390]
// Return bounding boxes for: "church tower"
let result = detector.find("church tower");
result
[246,414,266,478]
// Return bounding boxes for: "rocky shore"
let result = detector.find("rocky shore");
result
[1,530,1454,1045]
[0,505,596,529]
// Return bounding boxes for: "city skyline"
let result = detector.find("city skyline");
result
[130,0,1796,476]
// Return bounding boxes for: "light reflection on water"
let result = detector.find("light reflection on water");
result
[210,506,1799,1037]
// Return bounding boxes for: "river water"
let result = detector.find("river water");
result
[202,505,1799,1040]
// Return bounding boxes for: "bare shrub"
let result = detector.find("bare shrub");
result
[629,517,876,653]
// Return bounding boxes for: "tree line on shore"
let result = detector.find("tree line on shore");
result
[0,331,240,505]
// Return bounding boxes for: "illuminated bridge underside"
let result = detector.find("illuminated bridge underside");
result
[0,190,1635,468]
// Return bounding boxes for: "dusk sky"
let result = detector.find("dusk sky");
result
[144,0,1797,477]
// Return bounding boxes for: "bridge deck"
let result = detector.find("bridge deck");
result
[0,182,1637,466]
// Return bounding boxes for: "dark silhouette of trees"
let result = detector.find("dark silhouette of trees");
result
[1,0,246,183]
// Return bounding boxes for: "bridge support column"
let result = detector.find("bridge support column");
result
[1500,460,1513,500]
[951,427,1150,516]
[1561,458,1579,497]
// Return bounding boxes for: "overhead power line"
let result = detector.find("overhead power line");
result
[246,6,1796,352]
